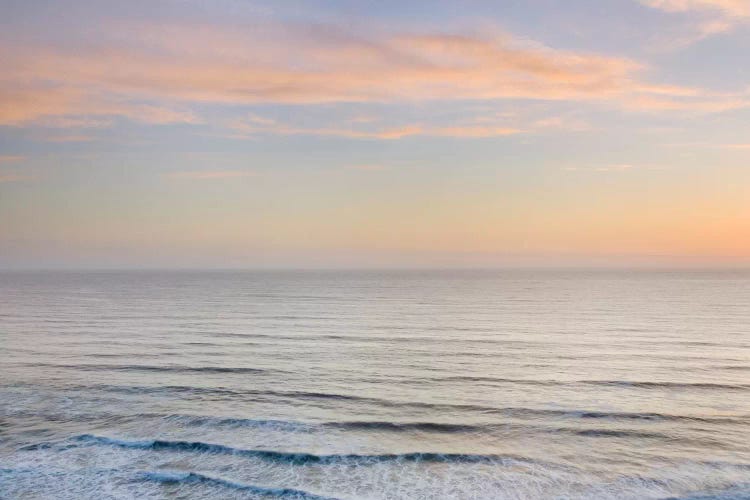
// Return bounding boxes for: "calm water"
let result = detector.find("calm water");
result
[1,270,749,499]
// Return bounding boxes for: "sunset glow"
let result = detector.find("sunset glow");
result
[1,0,749,268]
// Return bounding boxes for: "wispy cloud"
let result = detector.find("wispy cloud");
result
[426,125,523,138]
[228,117,522,139]
[0,169,36,182]
[166,170,256,180]
[640,0,750,17]
[532,116,591,132]
[0,155,26,163]
[1,19,731,128]
[0,84,200,127]
[639,0,750,40]
[31,116,113,129]
[44,135,97,143]
[345,164,389,171]
[665,141,750,148]
[2,26,638,107]
[563,163,668,172]
[0,14,745,139]
[623,93,750,113]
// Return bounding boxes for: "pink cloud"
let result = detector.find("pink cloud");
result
[0,20,742,129]
[0,23,654,122]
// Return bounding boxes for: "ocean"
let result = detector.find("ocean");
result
[1,270,749,499]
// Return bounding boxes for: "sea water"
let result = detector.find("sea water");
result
[1,270,749,499]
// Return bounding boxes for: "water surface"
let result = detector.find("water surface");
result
[1,270,749,499]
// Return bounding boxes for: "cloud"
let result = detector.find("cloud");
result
[0,169,36,182]
[639,0,750,38]
[0,21,709,124]
[7,26,629,110]
[133,106,200,125]
[564,164,634,172]
[30,116,114,129]
[228,118,521,139]
[345,164,388,171]
[426,125,522,138]
[0,155,25,163]
[44,135,97,143]
[640,0,750,17]
[664,141,750,148]
[532,116,591,132]
[623,92,750,113]
[1,19,743,130]
[0,84,199,126]
[166,170,256,180]
[563,163,668,172]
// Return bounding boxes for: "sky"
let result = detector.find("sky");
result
[1,0,749,269]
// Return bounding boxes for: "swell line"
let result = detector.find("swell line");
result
[162,416,485,433]
[74,434,532,465]
[13,363,274,375]
[139,471,338,499]
[426,376,750,391]
[79,383,750,424]
[166,413,745,432]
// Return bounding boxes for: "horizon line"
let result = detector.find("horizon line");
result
[2,265,749,272]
